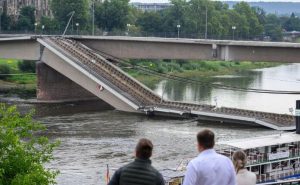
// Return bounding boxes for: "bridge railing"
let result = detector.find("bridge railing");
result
[0,30,293,42]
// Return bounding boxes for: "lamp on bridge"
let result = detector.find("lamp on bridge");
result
[127,24,131,36]
[0,7,2,34]
[232,26,236,40]
[76,23,79,35]
[177,24,181,39]
[34,22,38,35]
[41,25,45,35]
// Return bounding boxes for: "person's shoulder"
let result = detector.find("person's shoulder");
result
[216,153,232,162]
[149,165,164,178]
[120,161,135,171]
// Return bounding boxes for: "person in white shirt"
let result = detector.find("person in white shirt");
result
[183,129,237,185]
[232,150,256,185]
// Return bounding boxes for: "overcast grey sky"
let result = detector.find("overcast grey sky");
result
[130,0,300,3]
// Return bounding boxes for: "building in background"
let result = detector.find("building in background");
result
[131,2,172,12]
[0,0,51,19]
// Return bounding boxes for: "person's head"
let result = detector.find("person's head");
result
[232,150,247,173]
[135,138,153,160]
[197,129,215,152]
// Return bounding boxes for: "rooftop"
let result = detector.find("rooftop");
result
[218,132,300,150]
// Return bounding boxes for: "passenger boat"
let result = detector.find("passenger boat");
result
[165,132,300,185]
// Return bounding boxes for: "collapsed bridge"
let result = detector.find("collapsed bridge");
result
[0,36,296,130]
[33,37,294,131]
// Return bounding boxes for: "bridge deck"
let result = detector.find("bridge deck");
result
[38,37,295,131]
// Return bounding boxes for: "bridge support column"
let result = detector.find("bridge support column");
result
[36,61,102,102]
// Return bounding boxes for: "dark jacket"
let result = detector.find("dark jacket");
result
[108,158,165,185]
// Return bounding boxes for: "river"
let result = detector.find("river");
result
[3,63,300,185]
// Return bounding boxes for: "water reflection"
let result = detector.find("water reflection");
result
[154,64,300,114]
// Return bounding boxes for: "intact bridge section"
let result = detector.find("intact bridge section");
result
[34,37,295,131]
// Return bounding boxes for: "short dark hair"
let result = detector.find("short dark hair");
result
[135,138,153,159]
[197,129,215,149]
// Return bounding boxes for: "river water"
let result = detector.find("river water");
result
[4,64,300,185]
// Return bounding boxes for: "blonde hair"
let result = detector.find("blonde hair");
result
[232,150,247,173]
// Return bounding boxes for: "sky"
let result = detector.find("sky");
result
[130,0,300,3]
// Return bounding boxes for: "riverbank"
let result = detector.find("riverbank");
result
[123,60,282,87]
[0,59,36,84]
[0,59,281,97]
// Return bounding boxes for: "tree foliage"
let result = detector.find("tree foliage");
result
[95,0,130,31]
[0,104,59,185]
[15,6,36,31]
[18,61,36,73]
[3,0,300,41]
[51,0,89,31]
[0,64,11,80]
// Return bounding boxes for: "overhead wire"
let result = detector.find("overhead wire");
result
[93,49,300,95]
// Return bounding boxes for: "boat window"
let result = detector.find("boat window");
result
[271,146,278,153]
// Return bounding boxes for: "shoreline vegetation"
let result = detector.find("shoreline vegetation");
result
[0,59,281,97]
[123,60,282,87]
[0,59,36,98]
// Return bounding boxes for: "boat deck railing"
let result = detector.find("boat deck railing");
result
[257,169,300,183]
[259,178,300,185]
[219,149,300,166]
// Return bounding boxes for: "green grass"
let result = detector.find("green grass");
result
[0,59,37,84]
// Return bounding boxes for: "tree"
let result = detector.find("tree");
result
[18,60,36,73]
[0,5,12,31]
[0,104,59,185]
[95,0,130,32]
[161,0,188,34]
[233,2,263,39]
[284,13,300,31]
[40,16,60,34]
[0,64,11,80]
[51,0,89,32]
[136,11,163,34]
[16,6,36,31]
[265,14,283,41]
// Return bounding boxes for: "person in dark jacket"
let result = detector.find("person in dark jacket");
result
[108,138,165,185]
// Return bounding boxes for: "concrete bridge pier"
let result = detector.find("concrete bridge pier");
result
[36,61,104,103]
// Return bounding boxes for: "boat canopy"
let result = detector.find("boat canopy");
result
[218,132,300,150]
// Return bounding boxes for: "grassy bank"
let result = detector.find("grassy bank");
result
[0,58,281,93]
[0,59,36,84]
[0,59,36,98]
[124,60,281,87]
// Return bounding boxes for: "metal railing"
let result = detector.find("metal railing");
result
[259,178,300,185]
[0,30,292,42]
[43,37,162,107]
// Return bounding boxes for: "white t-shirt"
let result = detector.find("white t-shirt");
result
[236,169,257,185]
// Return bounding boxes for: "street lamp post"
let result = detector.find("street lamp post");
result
[92,0,95,36]
[232,26,236,40]
[76,23,79,35]
[205,5,208,39]
[126,23,130,36]
[177,24,181,39]
[0,8,2,34]
[41,25,45,35]
[34,22,38,35]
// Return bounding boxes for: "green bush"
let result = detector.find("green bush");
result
[157,64,167,73]
[0,64,11,80]
[18,60,36,73]
[0,104,59,185]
